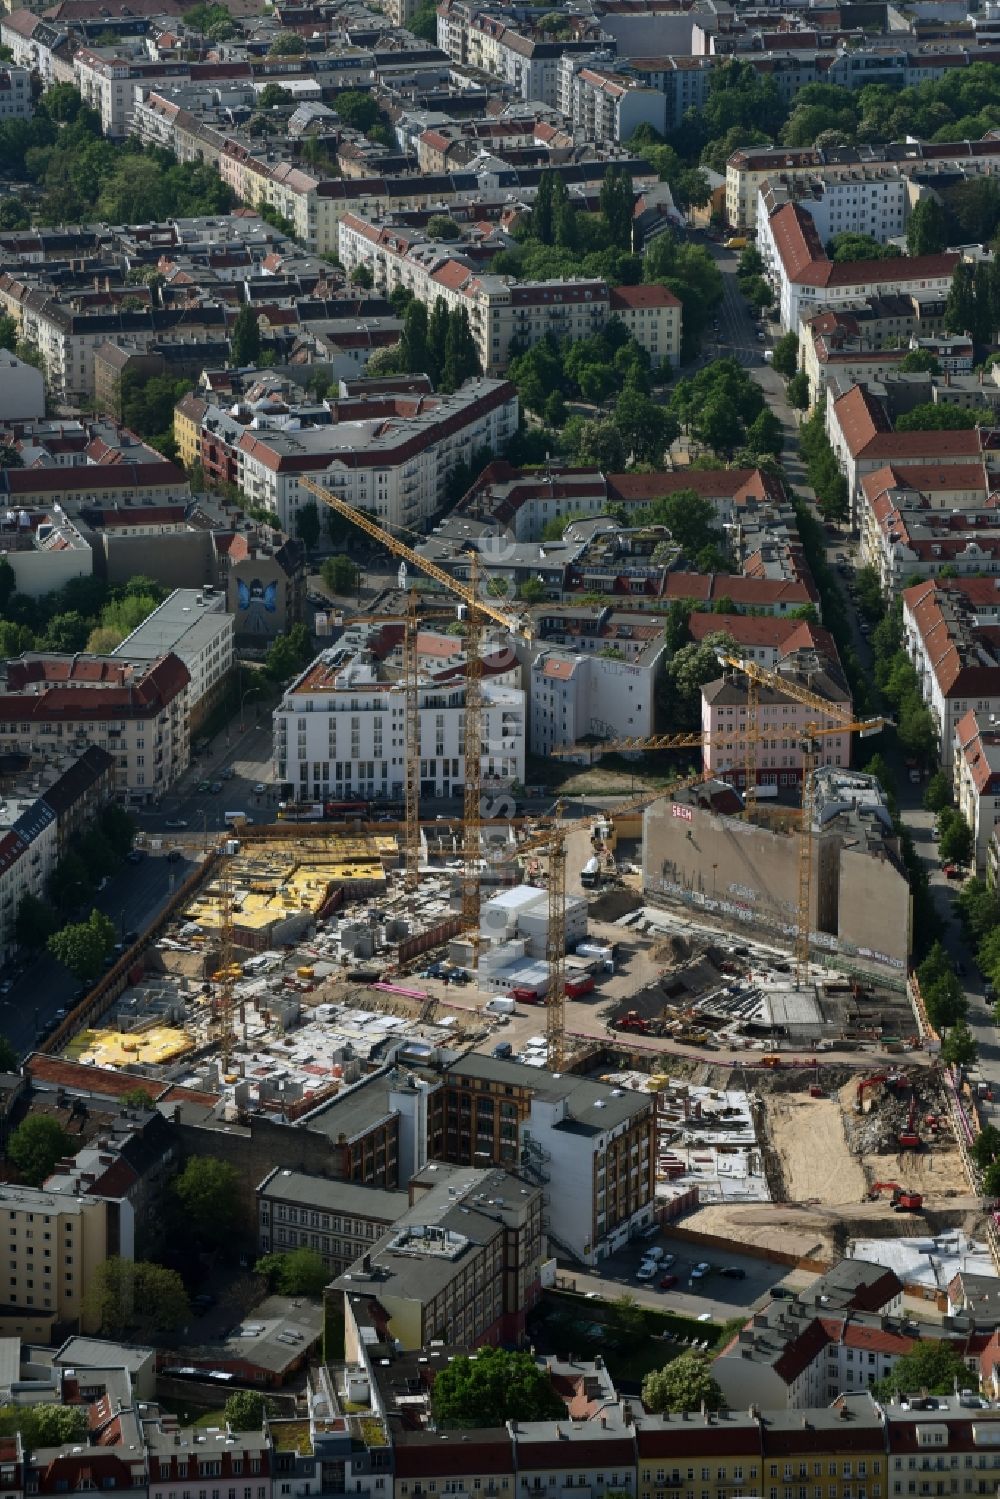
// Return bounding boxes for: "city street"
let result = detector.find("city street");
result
[3,850,196,1058]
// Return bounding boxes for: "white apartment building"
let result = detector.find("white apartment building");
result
[954,710,1000,875]
[904,578,1000,768]
[0,654,190,806]
[756,171,912,252]
[727,138,1000,232]
[237,379,518,533]
[557,54,667,142]
[273,634,526,802]
[112,587,234,733]
[0,68,32,119]
[73,46,190,137]
[0,506,91,600]
[758,200,958,334]
[147,1427,272,1499]
[338,214,681,373]
[529,644,663,758]
[701,648,853,790]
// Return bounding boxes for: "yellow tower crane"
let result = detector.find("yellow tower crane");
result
[299,476,527,938]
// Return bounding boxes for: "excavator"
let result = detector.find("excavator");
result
[855,1071,909,1112]
[898,1092,922,1151]
[869,1181,924,1211]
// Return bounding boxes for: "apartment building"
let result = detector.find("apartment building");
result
[147,1429,272,1499]
[515,1423,638,1499]
[858,464,1000,597]
[529,638,664,758]
[0,747,114,965]
[337,215,681,374]
[0,507,91,601]
[235,380,518,533]
[0,69,31,120]
[393,1430,514,1499]
[111,588,234,735]
[436,1,600,104]
[557,55,667,141]
[757,171,913,253]
[0,1183,116,1334]
[273,624,525,803]
[758,201,958,335]
[727,139,1000,232]
[826,385,984,524]
[688,614,838,671]
[256,1170,408,1275]
[0,654,189,806]
[954,710,1000,876]
[701,648,853,790]
[336,1162,544,1350]
[902,578,1000,769]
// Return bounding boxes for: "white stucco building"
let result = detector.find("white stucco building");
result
[111,587,234,733]
[273,627,525,802]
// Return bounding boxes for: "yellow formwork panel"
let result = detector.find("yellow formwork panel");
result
[65,1026,195,1068]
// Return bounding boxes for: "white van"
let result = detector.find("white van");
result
[485,997,516,1015]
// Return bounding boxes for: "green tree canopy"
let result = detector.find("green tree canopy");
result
[906,197,949,256]
[231,304,262,366]
[0,1402,88,1449]
[225,1390,267,1431]
[430,1347,565,1428]
[8,1115,72,1186]
[642,1352,724,1414]
[874,1340,976,1398]
[47,908,116,980]
[173,1155,242,1248]
[255,1247,329,1296]
[896,403,989,431]
[84,1257,189,1340]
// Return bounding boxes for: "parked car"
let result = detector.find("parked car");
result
[126,849,144,864]
[165,818,187,829]
[220,767,234,780]
[636,1261,657,1281]
[209,781,222,794]
[943,864,963,880]
[254,782,266,794]
[196,780,211,793]
[721,1266,747,1279]
[659,1273,678,1289]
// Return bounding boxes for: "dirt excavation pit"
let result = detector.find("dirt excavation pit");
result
[767,1093,867,1205]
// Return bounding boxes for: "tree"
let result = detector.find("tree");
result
[173,1156,242,1248]
[939,812,973,865]
[322,555,360,595]
[0,1402,88,1448]
[827,232,901,263]
[565,416,626,471]
[225,1391,266,1432]
[257,83,292,109]
[268,31,306,53]
[101,802,136,859]
[642,1352,724,1414]
[335,90,379,133]
[84,1257,189,1340]
[923,771,953,813]
[0,1036,18,1074]
[431,1347,565,1428]
[646,490,718,558]
[0,315,15,354]
[427,214,460,240]
[441,307,480,392]
[518,577,546,602]
[941,1019,978,1068]
[8,1115,72,1186]
[971,1124,1000,1169]
[771,332,798,378]
[945,261,977,338]
[295,500,321,552]
[906,196,949,256]
[875,1341,976,1398]
[786,370,811,410]
[14,892,57,950]
[265,623,313,682]
[665,632,735,730]
[231,304,262,366]
[350,264,374,288]
[746,408,783,458]
[613,388,678,464]
[120,1087,156,1110]
[600,164,634,250]
[895,403,988,432]
[899,349,940,374]
[47,908,115,980]
[255,1246,329,1296]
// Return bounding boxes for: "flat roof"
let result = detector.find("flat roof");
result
[259,1170,407,1221]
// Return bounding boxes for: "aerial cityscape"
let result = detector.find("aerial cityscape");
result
[5,0,1000,1484]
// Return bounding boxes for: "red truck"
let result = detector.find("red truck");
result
[564,976,595,998]
[512,987,544,1004]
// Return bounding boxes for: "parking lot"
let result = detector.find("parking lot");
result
[563,1232,808,1321]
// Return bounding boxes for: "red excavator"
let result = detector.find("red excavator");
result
[870,1180,924,1211]
[898,1093,921,1151]
[615,1011,652,1034]
[855,1072,908,1112]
